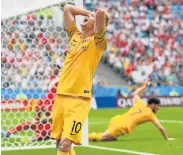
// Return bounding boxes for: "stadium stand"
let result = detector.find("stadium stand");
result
[1,0,183,100]
[85,0,183,85]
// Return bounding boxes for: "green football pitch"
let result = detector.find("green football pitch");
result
[1,107,183,155]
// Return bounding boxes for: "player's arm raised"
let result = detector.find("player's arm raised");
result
[132,78,150,100]
[64,4,91,29]
[94,9,106,33]
[94,9,109,51]
[151,119,169,140]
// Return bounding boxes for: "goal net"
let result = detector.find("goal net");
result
[1,0,88,151]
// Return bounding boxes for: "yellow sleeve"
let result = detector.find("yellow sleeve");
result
[134,98,146,108]
[94,29,107,51]
[66,21,80,40]
[149,113,158,123]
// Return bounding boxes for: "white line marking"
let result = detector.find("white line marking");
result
[159,120,183,124]
[89,119,183,125]
[1,144,159,155]
[85,145,159,155]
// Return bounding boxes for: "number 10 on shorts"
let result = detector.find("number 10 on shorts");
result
[70,121,82,135]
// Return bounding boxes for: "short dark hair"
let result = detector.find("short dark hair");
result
[147,98,160,105]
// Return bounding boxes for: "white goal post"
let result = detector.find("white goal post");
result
[1,0,88,151]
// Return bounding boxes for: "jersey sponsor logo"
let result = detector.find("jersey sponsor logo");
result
[68,42,76,54]
[68,39,90,53]
[81,39,89,44]
[81,45,88,51]
[84,90,90,94]
[81,39,89,51]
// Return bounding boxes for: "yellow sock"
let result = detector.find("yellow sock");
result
[88,132,103,141]
[57,150,69,155]
[69,148,76,155]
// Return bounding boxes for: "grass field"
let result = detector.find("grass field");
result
[1,107,183,155]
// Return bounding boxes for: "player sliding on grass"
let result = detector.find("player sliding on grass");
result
[50,4,109,155]
[89,79,173,141]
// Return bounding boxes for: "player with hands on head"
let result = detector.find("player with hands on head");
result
[51,4,109,155]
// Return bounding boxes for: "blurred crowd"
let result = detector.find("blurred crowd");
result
[1,11,68,90]
[1,0,183,92]
[86,0,183,86]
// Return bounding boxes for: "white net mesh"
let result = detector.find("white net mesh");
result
[1,0,81,150]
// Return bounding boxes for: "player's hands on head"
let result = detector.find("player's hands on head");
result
[93,9,109,26]
[85,11,94,17]
[90,12,95,17]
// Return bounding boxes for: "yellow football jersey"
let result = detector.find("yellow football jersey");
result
[121,98,158,133]
[56,21,107,98]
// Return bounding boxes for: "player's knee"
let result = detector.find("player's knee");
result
[57,139,72,152]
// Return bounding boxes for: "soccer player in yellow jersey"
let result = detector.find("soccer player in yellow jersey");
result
[50,4,109,155]
[89,79,173,142]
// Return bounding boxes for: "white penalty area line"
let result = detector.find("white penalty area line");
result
[89,119,183,125]
[85,145,159,155]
